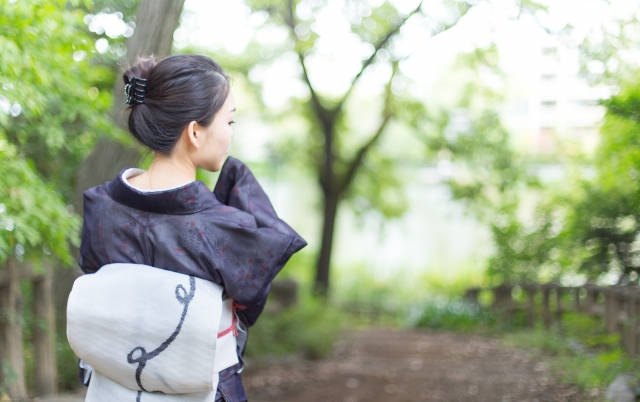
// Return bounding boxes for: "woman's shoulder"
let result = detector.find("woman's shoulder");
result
[82,182,110,203]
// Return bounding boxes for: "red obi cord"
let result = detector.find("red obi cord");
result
[217,301,247,338]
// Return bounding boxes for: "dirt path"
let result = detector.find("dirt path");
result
[243,329,598,402]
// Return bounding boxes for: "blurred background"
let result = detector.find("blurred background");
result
[3,0,640,400]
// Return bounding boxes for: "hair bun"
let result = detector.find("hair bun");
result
[123,56,156,86]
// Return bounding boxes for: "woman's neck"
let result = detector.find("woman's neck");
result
[130,153,197,191]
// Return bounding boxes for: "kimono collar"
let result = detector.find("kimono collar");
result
[106,167,219,215]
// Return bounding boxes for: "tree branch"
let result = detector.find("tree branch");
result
[284,0,295,29]
[336,1,423,114]
[338,62,398,193]
[283,0,332,131]
[283,0,336,194]
[297,52,335,132]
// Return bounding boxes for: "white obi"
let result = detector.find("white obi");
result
[67,263,239,401]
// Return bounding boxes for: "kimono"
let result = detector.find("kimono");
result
[77,156,307,401]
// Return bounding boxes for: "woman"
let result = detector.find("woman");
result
[70,54,306,401]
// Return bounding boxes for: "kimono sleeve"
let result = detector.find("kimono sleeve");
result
[78,188,103,275]
[214,157,306,241]
[210,157,307,325]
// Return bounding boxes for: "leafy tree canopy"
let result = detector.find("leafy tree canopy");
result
[0,0,117,265]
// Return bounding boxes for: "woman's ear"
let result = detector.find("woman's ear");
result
[185,120,199,149]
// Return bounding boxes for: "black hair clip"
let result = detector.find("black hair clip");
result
[124,77,147,105]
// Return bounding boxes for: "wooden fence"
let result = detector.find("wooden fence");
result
[464,283,640,357]
[0,257,57,399]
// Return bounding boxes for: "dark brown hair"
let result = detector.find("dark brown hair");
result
[123,54,230,155]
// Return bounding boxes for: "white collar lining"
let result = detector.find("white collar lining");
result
[121,168,195,193]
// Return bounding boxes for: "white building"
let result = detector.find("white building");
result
[502,39,613,156]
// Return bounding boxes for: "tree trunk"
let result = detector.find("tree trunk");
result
[0,257,26,399]
[109,0,187,132]
[315,191,340,295]
[74,0,186,210]
[55,0,186,345]
[33,265,57,396]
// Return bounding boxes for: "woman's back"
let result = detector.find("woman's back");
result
[80,157,305,311]
[73,54,306,402]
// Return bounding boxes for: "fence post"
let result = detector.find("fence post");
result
[492,284,509,307]
[493,284,514,324]
[620,290,629,352]
[266,279,299,313]
[573,287,581,311]
[525,286,536,328]
[464,287,480,305]
[542,285,551,329]
[0,257,27,399]
[606,287,621,334]
[584,286,596,314]
[555,287,563,326]
[624,288,638,358]
[635,288,640,359]
[33,264,57,396]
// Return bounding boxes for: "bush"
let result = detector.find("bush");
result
[57,338,81,392]
[245,296,345,360]
[502,312,639,390]
[408,297,496,331]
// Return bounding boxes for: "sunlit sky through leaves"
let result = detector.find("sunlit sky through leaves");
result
[175,0,639,109]
[84,0,640,111]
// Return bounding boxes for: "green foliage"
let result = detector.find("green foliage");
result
[0,2,127,390]
[423,105,549,282]
[485,207,561,284]
[334,265,404,318]
[56,337,82,391]
[578,4,640,86]
[550,78,640,282]
[0,139,80,265]
[503,313,638,391]
[0,0,117,265]
[20,281,35,392]
[413,46,562,283]
[331,260,490,329]
[409,298,496,332]
[86,0,138,21]
[0,358,17,397]
[18,281,78,392]
[550,349,635,391]
[426,51,640,284]
[504,329,573,355]
[245,296,346,360]
[434,111,526,215]
[345,147,408,220]
[561,313,619,349]
[1,0,115,199]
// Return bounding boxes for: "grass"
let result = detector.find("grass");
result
[503,329,637,391]
[501,313,639,392]
[408,297,496,332]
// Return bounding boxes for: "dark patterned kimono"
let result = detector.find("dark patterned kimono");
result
[78,156,307,402]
